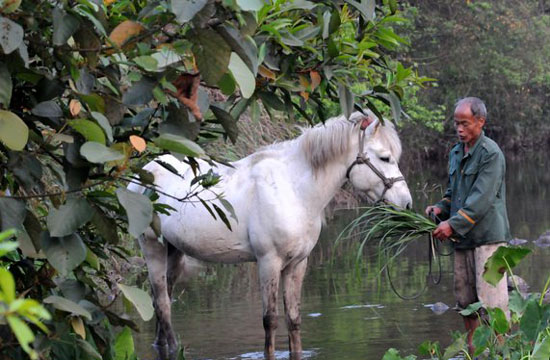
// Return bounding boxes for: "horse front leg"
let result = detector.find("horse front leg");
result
[139,230,178,360]
[282,258,307,360]
[258,257,283,360]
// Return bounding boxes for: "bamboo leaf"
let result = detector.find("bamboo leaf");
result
[213,203,232,231]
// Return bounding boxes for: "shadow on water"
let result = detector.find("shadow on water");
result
[135,154,550,360]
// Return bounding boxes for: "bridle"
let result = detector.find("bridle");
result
[345,124,405,200]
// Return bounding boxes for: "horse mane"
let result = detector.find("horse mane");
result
[298,112,402,172]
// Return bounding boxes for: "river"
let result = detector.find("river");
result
[135,152,550,360]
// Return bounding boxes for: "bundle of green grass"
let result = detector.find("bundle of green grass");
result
[337,204,441,269]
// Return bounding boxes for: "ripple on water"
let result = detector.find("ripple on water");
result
[340,304,385,309]
[234,350,316,359]
[307,312,322,317]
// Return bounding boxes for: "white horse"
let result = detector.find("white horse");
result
[129,111,412,359]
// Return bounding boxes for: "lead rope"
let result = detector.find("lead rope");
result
[384,213,453,300]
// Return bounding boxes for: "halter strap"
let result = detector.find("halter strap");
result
[345,129,405,199]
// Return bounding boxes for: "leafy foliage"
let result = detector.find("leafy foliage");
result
[0,0,425,358]
[383,252,550,360]
[401,0,550,151]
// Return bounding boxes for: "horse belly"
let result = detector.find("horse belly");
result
[161,206,255,264]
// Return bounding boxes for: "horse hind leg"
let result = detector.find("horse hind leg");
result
[258,257,283,360]
[139,229,178,359]
[282,258,307,360]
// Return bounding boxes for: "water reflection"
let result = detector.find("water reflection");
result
[135,154,550,360]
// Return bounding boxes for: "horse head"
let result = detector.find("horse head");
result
[346,111,412,209]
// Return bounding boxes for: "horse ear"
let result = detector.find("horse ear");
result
[360,116,374,130]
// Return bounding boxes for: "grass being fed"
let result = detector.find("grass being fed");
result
[337,204,441,275]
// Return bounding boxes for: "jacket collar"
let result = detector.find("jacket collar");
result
[463,131,485,158]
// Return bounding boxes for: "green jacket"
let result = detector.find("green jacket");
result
[435,132,511,249]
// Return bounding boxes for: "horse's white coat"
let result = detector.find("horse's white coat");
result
[129,111,412,359]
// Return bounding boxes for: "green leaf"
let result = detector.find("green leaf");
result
[0,62,12,108]
[114,327,135,360]
[327,37,339,58]
[472,325,491,356]
[0,228,17,242]
[218,73,236,95]
[441,333,467,360]
[171,0,208,24]
[0,239,18,257]
[532,331,550,360]
[0,198,26,230]
[229,52,255,99]
[85,248,101,270]
[41,233,87,276]
[79,93,105,113]
[509,290,528,315]
[160,102,200,140]
[7,315,36,358]
[374,91,402,122]
[69,119,106,145]
[43,295,92,320]
[80,141,125,163]
[117,284,154,321]
[0,267,15,303]
[212,203,232,231]
[116,188,153,238]
[153,133,205,158]
[91,111,114,143]
[219,198,238,222]
[329,9,341,34]
[192,28,231,86]
[91,207,119,243]
[32,101,63,118]
[258,91,285,111]
[483,246,531,286]
[338,84,354,120]
[488,307,509,334]
[236,0,264,11]
[381,348,415,360]
[345,0,375,21]
[0,0,21,13]
[389,0,398,13]
[0,17,24,54]
[217,24,258,75]
[0,110,28,150]
[123,77,156,106]
[520,299,543,342]
[74,5,106,36]
[459,301,483,316]
[133,55,158,72]
[53,8,80,46]
[47,198,93,237]
[210,105,238,144]
[280,0,317,11]
[152,86,168,105]
[77,339,102,360]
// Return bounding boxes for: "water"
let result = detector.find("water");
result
[135,154,550,360]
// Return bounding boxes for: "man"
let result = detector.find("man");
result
[425,97,511,355]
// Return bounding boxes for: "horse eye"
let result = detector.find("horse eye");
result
[380,156,390,163]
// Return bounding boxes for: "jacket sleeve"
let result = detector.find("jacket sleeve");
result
[448,150,504,236]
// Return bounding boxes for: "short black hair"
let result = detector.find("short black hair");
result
[455,97,487,119]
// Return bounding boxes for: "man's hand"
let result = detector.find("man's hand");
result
[425,205,442,217]
[433,220,453,241]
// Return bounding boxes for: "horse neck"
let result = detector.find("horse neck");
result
[292,134,359,213]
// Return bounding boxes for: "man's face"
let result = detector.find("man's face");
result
[454,103,485,147]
